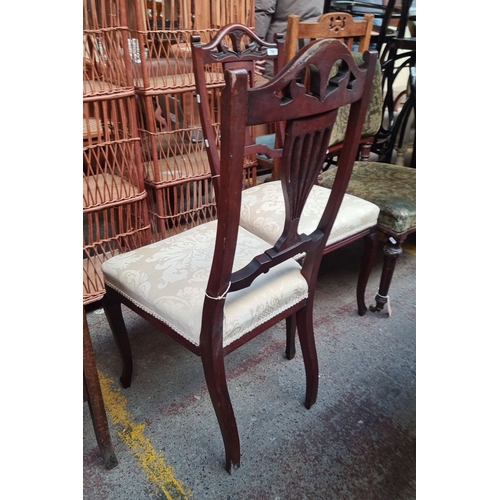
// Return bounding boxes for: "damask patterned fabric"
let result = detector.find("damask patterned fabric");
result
[329,53,383,146]
[240,181,379,247]
[102,221,308,348]
[318,162,416,234]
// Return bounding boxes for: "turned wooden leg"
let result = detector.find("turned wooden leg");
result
[102,288,133,388]
[83,309,118,469]
[296,306,319,410]
[285,314,297,360]
[200,319,240,473]
[370,235,404,313]
[357,227,379,316]
[359,141,373,161]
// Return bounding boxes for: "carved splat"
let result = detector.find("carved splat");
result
[328,14,348,33]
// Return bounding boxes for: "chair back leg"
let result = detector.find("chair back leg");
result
[356,228,380,316]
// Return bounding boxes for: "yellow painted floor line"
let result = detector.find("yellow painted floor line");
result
[98,369,192,500]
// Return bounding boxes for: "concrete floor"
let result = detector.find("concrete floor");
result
[84,237,416,499]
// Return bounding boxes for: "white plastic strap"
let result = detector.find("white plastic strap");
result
[205,282,231,300]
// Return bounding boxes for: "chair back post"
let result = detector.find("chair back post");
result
[358,13,375,52]
[318,49,378,243]
[203,67,249,304]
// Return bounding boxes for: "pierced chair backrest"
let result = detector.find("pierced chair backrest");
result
[204,38,378,324]
[191,24,285,199]
[284,12,375,64]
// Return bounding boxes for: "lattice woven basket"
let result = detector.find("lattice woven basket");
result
[84,0,136,98]
[83,200,151,305]
[84,0,259,249]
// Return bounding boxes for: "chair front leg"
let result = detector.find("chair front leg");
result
[359,141,373,161]
[296,305,319,410]
[102,287,133,388]
[200,323,240,473]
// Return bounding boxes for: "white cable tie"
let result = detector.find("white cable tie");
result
[196,94,201,103]
[205,281,231,300]
[205,139,210,148]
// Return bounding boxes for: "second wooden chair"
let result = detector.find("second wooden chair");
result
[191,23,381,320]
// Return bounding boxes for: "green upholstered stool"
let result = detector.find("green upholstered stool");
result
[318,161,416,313]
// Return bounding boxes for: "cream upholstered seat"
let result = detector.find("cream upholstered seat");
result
[240,182,379,250]
[102,37,378,474]
[103,221,308,349]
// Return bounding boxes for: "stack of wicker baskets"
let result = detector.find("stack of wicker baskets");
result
[83,0,259,303]
[83,0,151,306]
[125,0,256,241]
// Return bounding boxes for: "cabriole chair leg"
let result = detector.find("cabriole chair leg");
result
[296,306,319,410]
[285,314,297,360]
[200,335,241,474]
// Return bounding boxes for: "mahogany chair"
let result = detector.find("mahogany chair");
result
[191,24,380,320]
[101,38,378,472]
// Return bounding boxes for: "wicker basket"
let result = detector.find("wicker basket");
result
[146,177,217,240]
[83,200,151,305]
[84,0,135,98]
[126,0,254,91]
[83,95,147,208]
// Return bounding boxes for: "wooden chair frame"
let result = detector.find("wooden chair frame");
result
[102,38,377,473]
